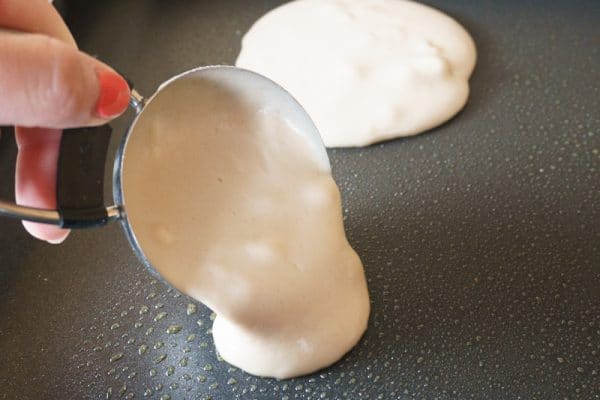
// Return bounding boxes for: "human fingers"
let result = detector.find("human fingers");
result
[15,127,69,243]
[0,30,130,128]
[1,2,128,243]
[0,0,76,45]
[1,30,129,242]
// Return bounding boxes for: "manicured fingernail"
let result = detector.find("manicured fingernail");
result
[95,70,130,119]
[45,230,69,244]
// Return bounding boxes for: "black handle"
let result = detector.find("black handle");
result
[57,125,113,228]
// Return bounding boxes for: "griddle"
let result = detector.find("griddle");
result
[0,0,598,398]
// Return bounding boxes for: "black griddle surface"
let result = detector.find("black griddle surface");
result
[0,1,598,399]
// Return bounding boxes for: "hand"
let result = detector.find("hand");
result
[0,0,130,243]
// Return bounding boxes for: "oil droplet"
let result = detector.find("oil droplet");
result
[179,357,188,367]
[143,388,153,397]
[154,341,164,350]
[110,323,120,330]
[128,372,136,380]
[126,338,135,345]
[186,303,197,315]
[209,312,217,321]
[197,375,207,383]
[196,320,204,327]
[182,345,191,353]
[146,292,157,300]
[154,312,168,322]
[105,387,112,398]
[154,302,164,309]
[199,342,208,348]
[109,353,123,363]
[138,344,148,355]
[154,354,167,364]
[134,322,143,329]
[169,382,179,390]
[166,325,182,334]
[186,334,196,342]
[209,383,219,390]
[159,395,171,400]
[166,366,175,376]
[119,385,127,397]
[181,373,192,381]
[145,327,154,336]
[227,378,237,385]
[203,364,213,371]
[139,306,149,315]
[557,357,565,363]
[93,346,103,352]
[416,357,424,364]
[577,366,584,373]
[149,368,157,377]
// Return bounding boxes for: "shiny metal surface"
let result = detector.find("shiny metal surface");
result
[129,89,146,115]
[0,200,61,225]
[106,205,121,221]
[114,66,329,293]
[0,201,121,226]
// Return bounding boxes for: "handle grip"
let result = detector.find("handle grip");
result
[0,125,119,229]
[57,124,115,228]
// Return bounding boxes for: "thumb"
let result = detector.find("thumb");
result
[0,30,130,128]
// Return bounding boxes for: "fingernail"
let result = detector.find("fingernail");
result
[95,70,130,119]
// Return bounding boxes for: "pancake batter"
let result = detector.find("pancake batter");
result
[120,69,370,379]
[236,0,477,147]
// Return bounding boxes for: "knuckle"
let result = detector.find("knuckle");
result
[41,38,87,124]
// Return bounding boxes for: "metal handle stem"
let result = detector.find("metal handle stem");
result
[0,201,61,224]
[0,201,121,225]
[130,89,146,114]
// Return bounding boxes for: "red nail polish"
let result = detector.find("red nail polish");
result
[95,70,130,119]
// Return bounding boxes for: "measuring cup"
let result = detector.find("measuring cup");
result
[0,66,327,277]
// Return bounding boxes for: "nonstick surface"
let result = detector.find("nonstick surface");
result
[0,1,598,399]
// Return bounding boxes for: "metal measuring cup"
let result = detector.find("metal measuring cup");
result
[0,66,326,282]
